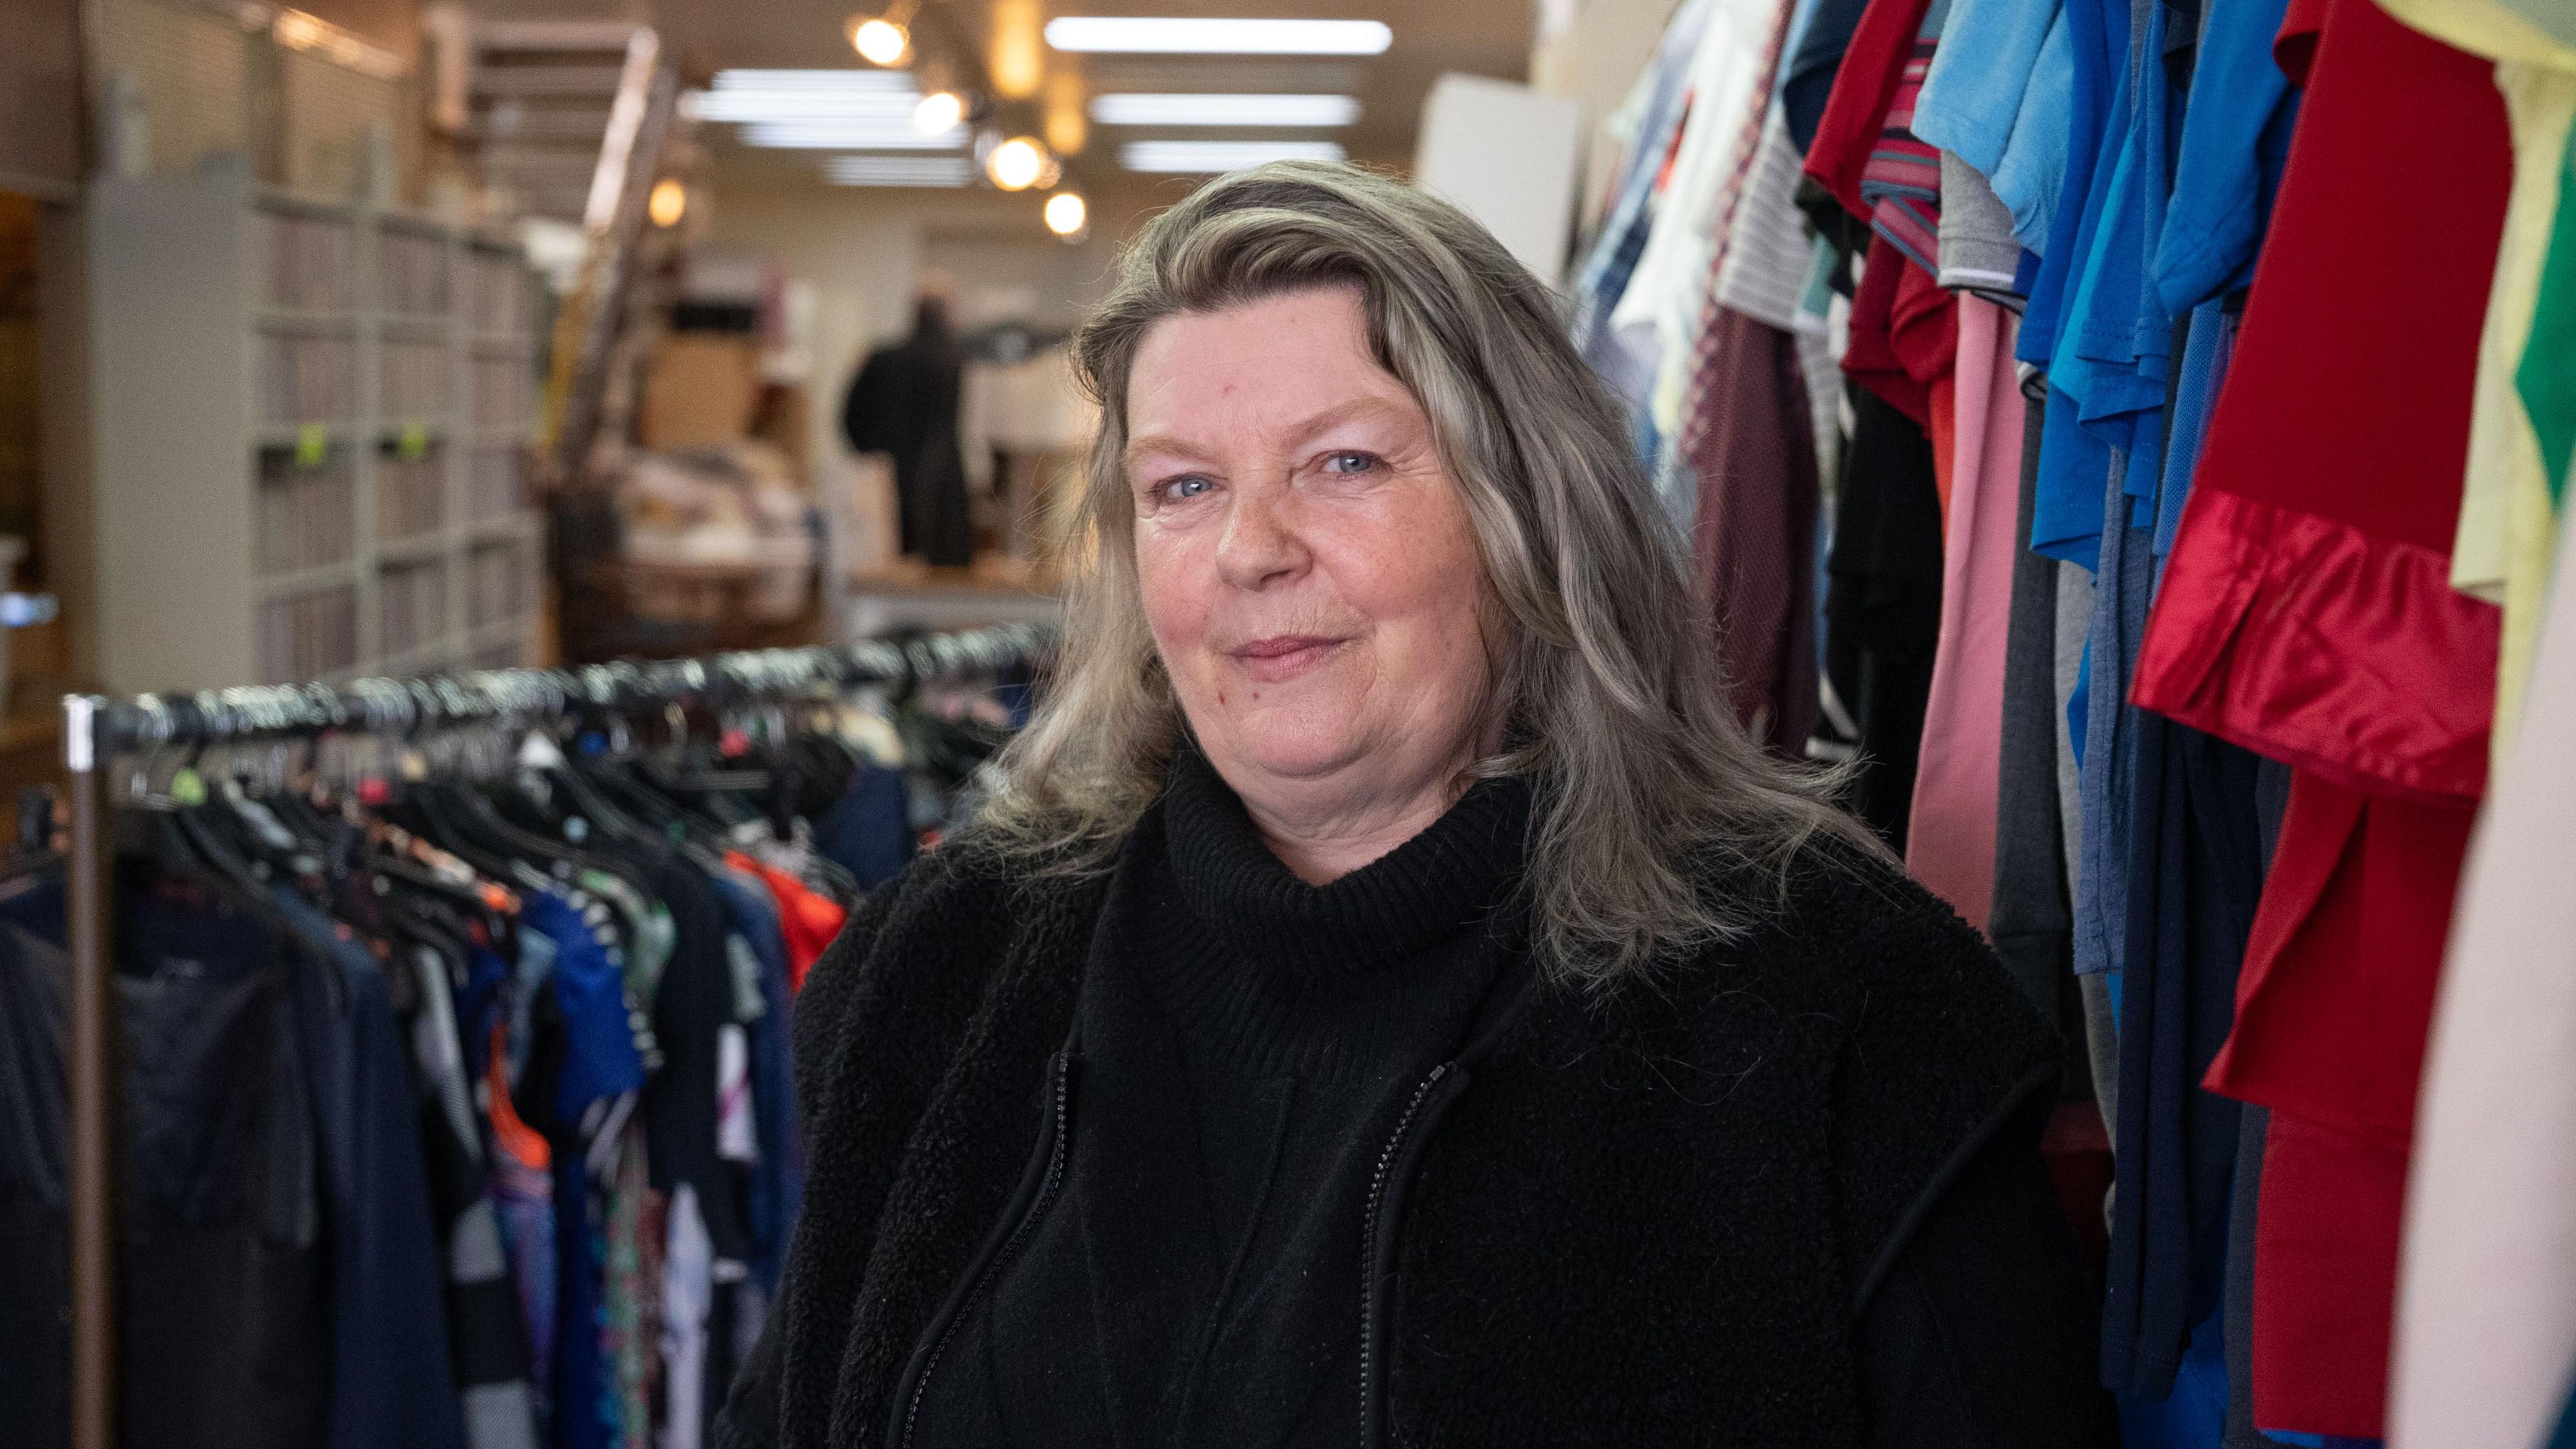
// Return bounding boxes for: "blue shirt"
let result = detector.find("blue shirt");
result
[1993,11,2078,252]
[1914,0,2064,174]
[2153,0,2298,313]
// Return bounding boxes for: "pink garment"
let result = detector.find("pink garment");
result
[1903,297,2023,930]
[2390,491,2576,1449]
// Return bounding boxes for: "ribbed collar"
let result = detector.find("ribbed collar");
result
[1158,748,1532,978]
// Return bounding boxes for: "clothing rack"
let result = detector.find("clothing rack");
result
[52,620,1053,1449]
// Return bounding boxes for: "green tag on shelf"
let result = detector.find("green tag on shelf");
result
[295,423,329,468]
[170,767,207,808]
[398,423,429,460]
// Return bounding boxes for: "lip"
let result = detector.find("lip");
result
[1227,635,1348,684]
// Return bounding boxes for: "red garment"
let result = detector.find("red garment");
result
[1843,234,1960,429]
[1802,0,1936,218]
[728,851,848,992]
[2202,771,2476,1438]
[2129,0,2508,803]
[2253,1110,2409,1440]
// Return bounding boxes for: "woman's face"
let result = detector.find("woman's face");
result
[1125,285,1496,821]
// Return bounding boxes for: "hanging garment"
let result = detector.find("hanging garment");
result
[1854,7,1949,273]
[1843,234,1961,430]
[2371,0,2576,758]
[2097,711,2265,1402]
[2149,0,2297,316]
[2394,478,2576,1449]
[2130,0,2510,804]
[1990,9,2076,254]
[1935,154,2024,302]
[402,942,542,1449]
[116,885,334,1449]
[1905,298,2024,929]
[1781,0,1874,150]
[1568,0,1715,378]
[1991,392,2103,1104]
[2074,453,2154,979]
[1687,306,1823,754]
[271,890,472,1449]
[1825,387,1947,851]
[1606,0,1794,451]
[1805,0,1938,221]
[1912,0,2061,178]
[2200,773,2476,1439]
[726,851,846,991]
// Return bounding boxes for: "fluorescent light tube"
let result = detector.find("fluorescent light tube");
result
[824,156,973,186]
[712,68,918,91]
[1089,93,1360,126]
[692,93,927,121]
[1044,17,1392,54]
[1118,139,1348,171]
[743,123,966,150]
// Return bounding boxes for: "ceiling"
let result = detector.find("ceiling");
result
[637,0,1535,191]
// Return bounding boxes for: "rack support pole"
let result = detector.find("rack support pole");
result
[63,694,113,1449]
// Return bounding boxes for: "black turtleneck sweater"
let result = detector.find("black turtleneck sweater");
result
[902,756,2110,1449]
[908,755,1532,1448]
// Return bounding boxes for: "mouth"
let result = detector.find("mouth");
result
[1227,635,1349,683]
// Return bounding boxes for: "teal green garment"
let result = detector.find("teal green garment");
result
[2516,108,2576,504]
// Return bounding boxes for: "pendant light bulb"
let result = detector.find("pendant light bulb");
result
[647,178,687,227]
[1043,191,1087,237]
[986,135,1048,191]
[912,90,965,133]
[848,15,910,66]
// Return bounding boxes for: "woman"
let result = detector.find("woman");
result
[720,163,2111,1449]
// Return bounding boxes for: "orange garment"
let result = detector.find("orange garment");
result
[487,1024,550,1170]
[727,851,849,992]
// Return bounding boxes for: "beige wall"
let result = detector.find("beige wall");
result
[704,176,1169,474]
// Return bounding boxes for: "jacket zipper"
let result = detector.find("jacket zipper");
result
[897,1053,1075,1449]
[1357,1062,1450,1448]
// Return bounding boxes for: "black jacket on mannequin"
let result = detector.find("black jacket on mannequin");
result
[841,299,973,568]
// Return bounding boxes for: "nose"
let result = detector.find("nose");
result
[1213,487,1309,592]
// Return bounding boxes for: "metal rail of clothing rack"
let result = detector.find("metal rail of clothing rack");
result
[52,621,1053,1449]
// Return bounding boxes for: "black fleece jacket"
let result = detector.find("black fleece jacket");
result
[718,791,2115,1449]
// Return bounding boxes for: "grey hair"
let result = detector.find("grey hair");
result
[981,160,1878,989]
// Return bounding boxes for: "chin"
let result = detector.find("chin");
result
[1204,708,1366,785]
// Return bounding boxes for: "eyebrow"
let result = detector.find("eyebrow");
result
[1123,394,1418,472]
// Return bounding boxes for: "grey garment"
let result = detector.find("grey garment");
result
[1990,394,2102,1112]
[2078,973,2120,1130]
[2073,452,2156,979]
[1988,396,2076,1014]
[2220,1104,2269,1449]
[2054,566,2094,904]
[1937,152,2026,305]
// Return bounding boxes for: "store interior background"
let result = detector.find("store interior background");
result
[0,0,1687,797]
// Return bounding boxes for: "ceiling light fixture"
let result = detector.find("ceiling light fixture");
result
[912,91,965,132]
[1088,92,1360,127]
[741,123,964,149]
[986,135,1051,191]
[710,68,916,91]
[1118,139,1346,172]
[647,178,688,226]
[1044,191,1089,237]
[824,155,975,186]
[1044,17,1393,54]
[847,13,911,66]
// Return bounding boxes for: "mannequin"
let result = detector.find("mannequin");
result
[841,288,975,568]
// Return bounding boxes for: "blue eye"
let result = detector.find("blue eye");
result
[1161,475,1213,502]
[1323,451,1379,475]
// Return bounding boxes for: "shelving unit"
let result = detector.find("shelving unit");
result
[65,156,544,692]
